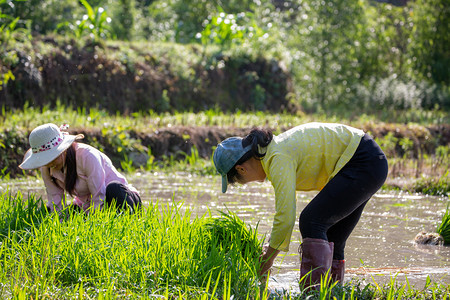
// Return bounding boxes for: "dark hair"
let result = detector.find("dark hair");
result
[65,143,77,196]
[226,128,273,184]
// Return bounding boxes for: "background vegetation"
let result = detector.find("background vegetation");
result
[0,0,448,114]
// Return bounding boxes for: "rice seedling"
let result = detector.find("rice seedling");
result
[0,191,264,299]
[202,209,263,258]
[437,204,450,244]
[0,191,449,299]
[2,103,446,134]
[0,191,48,238]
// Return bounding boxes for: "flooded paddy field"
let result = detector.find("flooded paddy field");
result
[3,172,449,292]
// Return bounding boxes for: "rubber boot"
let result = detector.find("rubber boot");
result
[331,259,345,284]
[299,238,334,289]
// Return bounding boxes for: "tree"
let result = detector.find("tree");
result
[408,0,449,85]
[287,0,368,109]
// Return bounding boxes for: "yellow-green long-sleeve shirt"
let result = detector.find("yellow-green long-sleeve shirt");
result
[261,122,365,251]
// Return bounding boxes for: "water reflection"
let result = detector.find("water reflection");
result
[2,172,449,290]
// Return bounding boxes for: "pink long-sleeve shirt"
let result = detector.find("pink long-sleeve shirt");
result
[41,143,138,212]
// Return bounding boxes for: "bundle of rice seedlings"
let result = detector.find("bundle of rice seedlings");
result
[436,204,450,245]
[203,210,263,258]
[199,211,264,296]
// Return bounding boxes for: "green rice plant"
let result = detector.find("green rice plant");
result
[0,166,10,180]
[1,191,450,299]
[196,209,264,296]
[120,153,136,173]
[437,203,450,244]
[365,276,450,300]
[0,191,264,298]
[174,146,217,175]
[1,104,446,135]
[0,191,47,238]
[412,172,450,197]
[202,209,263,262]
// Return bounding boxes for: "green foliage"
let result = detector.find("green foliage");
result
[0,69,15,91]
[12,0,81,34]
[196,11,268,48]
[408,0,450,85]
[375,132,398,158]
[437,203,450,244]
[362,4,413,81]
[99,124,146,169]
[100,124,134,154]
[0,0,30,90]
[412,172,450,197]
[399,137,414,159]
[68,0,112,40]
[435,145,450,164]
[0,126,28,179]
[109,0,136,40]
[287,0,368,108]
[141,0,261,43]
[156,89,171,112]
[354,77,450,111]
[0,191,47,238]
[1,0,448,115]
[1,192,450,298]
[0,192,263,298]
[203,210,263,259]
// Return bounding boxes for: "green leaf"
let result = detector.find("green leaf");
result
[80,0,95,21]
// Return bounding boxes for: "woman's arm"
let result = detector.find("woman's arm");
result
[79,149,107,212]
[41,167,65,212]
[265,154,298,252]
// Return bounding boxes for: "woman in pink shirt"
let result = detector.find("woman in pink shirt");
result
[20,123,141,213]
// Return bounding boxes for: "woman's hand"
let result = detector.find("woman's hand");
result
[259,244,280,277]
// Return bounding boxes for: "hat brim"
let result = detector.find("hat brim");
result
[221,175,228,193]
[19,134,77,170]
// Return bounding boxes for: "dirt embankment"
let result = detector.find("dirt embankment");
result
[0,38,292,114]
[4,123,449,181]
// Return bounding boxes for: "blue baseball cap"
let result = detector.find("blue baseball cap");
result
[213,137,252,193]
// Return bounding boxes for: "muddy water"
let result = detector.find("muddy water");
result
[3,172,450,291]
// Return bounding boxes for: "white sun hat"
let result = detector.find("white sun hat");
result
[19,123,83,170]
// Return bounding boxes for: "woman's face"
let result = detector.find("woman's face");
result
[45,152,65,170]
[234,158,266,185]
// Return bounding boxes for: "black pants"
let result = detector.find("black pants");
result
[299,134,388,260]
[105,181,142,212]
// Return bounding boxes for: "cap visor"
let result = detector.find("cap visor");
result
[221,175,228,193]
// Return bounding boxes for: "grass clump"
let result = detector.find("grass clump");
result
[412,172,450,197]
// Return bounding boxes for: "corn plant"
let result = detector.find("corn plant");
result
[58,0,111,41]
[196,10,267,49]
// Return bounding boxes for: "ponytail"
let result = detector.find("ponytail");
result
[242,128,273,159]
[65,143,77,196]
[226,128,273,184]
